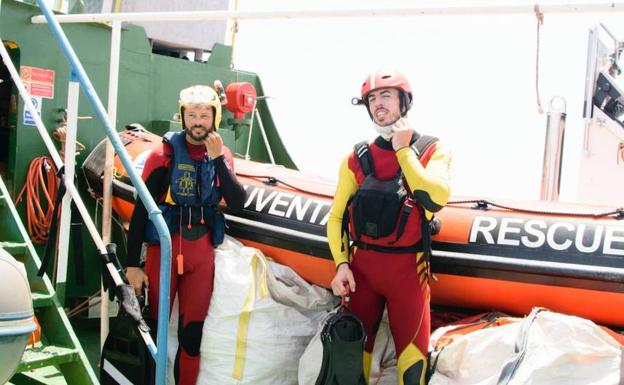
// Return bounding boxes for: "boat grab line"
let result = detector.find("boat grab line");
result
[224,214,328,243]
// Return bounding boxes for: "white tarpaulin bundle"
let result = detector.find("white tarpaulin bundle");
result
[429,308,624,385]
[191,236,337,385]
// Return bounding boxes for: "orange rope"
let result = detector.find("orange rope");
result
[15,157,59,244]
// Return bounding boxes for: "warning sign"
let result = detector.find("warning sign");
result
[20,66,55,99]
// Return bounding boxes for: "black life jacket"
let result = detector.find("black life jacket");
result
[346,134,440,256]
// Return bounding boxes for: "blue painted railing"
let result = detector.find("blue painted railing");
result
[34,2,172,384]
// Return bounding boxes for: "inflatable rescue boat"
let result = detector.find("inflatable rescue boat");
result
[82,128,624,326]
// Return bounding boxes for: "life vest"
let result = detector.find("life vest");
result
[347,134,439,254]
[144,131,225,246]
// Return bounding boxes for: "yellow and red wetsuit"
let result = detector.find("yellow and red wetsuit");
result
[327,134,451,385]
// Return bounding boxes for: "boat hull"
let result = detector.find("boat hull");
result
[82,128,624,326]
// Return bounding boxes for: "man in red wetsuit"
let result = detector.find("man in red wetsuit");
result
[327,70,451,385]
[126,85,245,385]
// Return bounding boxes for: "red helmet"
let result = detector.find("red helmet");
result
[359,69,413,116]
[361,69,412,99]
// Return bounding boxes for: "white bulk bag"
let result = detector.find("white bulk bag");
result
[429,308,623,385]
[194,236,336,385]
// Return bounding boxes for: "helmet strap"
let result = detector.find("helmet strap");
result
[180,106,186,129]
[399,91,412,117]
[363,99,374,121]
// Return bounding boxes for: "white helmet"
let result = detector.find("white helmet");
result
[178,85,222,128]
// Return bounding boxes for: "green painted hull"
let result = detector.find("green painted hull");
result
[0,0,295,301]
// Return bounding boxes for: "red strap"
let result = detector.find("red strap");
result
[341,284,351,309]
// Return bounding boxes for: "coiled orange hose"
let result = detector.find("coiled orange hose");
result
[15,157,59,244]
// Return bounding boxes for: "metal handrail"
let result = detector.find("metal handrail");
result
[18,2,172,385]
[0,39,160,373]
[30,3,624,24]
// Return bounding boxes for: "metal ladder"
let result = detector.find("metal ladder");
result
[0,175,98,385]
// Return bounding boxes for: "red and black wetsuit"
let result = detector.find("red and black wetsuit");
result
[127,137,245,385]
[327,135,451,385]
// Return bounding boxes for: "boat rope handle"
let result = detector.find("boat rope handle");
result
[446,199,624,219]
[235,173,335,198]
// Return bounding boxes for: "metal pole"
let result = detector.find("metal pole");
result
[101,0,113,13]
[55,76,80,303]
[229,0,240,66]
[244,99,256,160]
[254,107,275,164]
[32,3,170,383]
[101,19,122,352]
[31,2,624,24]
[540,96,567,201]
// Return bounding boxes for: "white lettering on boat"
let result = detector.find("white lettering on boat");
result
[604,226,624,256]
[497,218,523,246]
[285,195,312,221]
[469,216,624,257]
[268,192,294,216]
[242,185,331,226]
[521,219,547,248]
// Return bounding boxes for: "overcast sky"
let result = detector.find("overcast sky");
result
[232,0,623,203]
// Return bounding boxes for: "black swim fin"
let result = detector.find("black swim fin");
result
[315,307,367,385]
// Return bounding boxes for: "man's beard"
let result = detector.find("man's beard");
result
[186,125,211,142]
[371,107,400,140]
